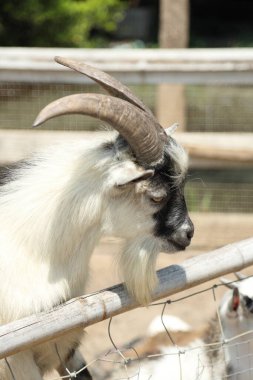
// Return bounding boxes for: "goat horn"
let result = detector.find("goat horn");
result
[33,93,166,166]
[55,56,155,119]
[220,277,238,289]
[234,272,246,280]
[165,123,179,136]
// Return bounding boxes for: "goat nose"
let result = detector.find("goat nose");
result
[186,222,194,240]
[172,219,194,248]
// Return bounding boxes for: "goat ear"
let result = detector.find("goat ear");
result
[113,164,154,187]
[165,123,179,136]
[231,287,240,311]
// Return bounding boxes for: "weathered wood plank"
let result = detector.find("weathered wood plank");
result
[0,237,253,359]
[177,132,253,165]
[1,48,253,84]
[0,130,252,166]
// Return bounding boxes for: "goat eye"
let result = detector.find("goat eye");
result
[151,195,165,203]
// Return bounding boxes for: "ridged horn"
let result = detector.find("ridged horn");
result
[33,93,167,166]
[55,56,155,119]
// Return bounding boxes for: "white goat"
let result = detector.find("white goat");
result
[100,315,214,380]
[104,274,253,380]
[213,273,253,379]
[0,57,194,379]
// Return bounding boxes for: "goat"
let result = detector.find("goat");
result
[100,314,212,380]
[105,273,253,380]
[207,273,253,379]
[0,57,194,379]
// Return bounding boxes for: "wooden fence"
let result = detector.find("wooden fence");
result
[0,130,252,167]
[1,47,253,84]
[0,48,253,167]
[1,237,253,360]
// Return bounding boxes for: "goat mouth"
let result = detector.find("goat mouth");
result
[171,241,186,251]
[162,239,186,253]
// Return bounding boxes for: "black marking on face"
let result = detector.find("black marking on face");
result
[152,152,188,240]
[154,186,188,238]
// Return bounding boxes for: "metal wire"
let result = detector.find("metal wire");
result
[3,275,253,379]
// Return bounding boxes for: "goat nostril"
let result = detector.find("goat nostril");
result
[171,221,194,248]
[187,222,194,240]
[187,230,194,240]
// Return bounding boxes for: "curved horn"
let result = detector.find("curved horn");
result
[234,272,246,280]
[55,56,155,119]
[33,93,166,166]
[220,277,238,289]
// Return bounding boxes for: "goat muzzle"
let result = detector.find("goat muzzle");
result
[169,217,194,250]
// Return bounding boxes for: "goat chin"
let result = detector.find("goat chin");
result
[119,236,160,305]
[118,237,185,305]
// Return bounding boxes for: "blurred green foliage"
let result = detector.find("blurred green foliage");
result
[0,0,125,47]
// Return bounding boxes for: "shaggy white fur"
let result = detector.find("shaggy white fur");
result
[0,132,189,379]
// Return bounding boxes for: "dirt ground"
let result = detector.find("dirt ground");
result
[47,212,253,379]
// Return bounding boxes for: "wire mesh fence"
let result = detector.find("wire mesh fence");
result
[185,181,253,213]
[3,275,253,380]
[0,82,253,132]
[94,278,253,380]
[0,81,253,215]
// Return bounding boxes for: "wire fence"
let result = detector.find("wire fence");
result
[95,278,253,380]
[3,276,253,380]
[1,238,253,380]
[0,82,253,133]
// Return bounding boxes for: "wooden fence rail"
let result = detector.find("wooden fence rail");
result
[0,237,253,360]
[1,48,253,167]
[0,130,253,167]
[1,47,253,84]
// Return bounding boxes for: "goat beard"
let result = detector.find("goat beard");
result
[119,236,160,305]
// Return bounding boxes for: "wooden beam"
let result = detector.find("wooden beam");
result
[176,132,253,164]
[1,48,253,84]
[0,237,253,359]
[0,130,252,166]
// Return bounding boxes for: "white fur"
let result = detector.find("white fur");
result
[137,339,217,380]
[0,134,188,378]
[106,315,222,380]
[147,315,191,336]
[219,277,253,380]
